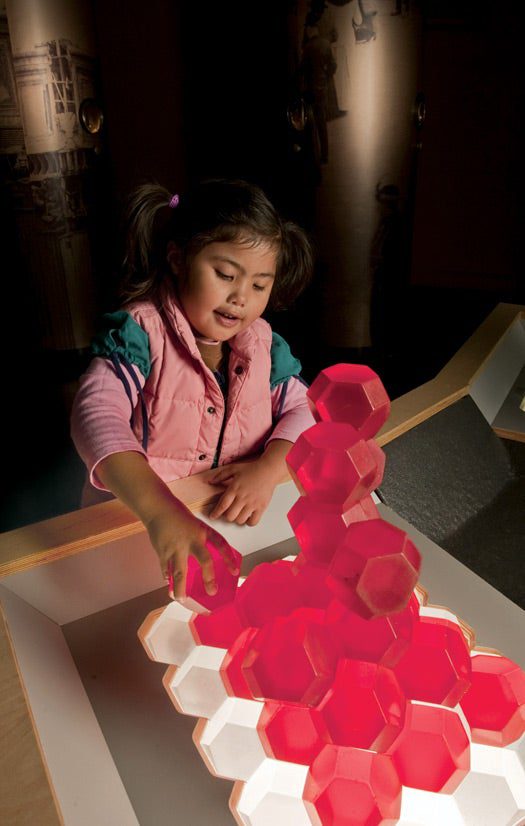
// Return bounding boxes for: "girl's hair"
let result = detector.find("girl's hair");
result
[121,178,313,310]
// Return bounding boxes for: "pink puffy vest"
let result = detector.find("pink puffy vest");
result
[127,292,274,481]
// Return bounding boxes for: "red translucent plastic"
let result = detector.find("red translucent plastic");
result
[191,602,245,649]
[393,617,472,707]
[286,423,378,511]
[327,519,421,618]
[389,702,470,793]
[324,596,417,668]
[291,555,333,610]
[307,363,391,440]
[304,744,402,826]
[460,654,525,746]
[288,496,379,568]
[220,626,259,699]
[366,439,386,491]
[234,560,302,627]
[185,538,242,611]
[317,659,406,751]
[258,701,329,764]
[242,608,340,705]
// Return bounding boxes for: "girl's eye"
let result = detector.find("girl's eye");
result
[253,283,266,292]
[216,270,233,281]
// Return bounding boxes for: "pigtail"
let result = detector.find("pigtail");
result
[271,221,314,310]
[120,183,175,304]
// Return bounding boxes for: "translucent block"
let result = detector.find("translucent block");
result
[193,696,266,782]
[398,786,464,825]
[366,438,386,490]
[231,759,311,826]
[389,702,470,793]
[291,555,333,610]
[137,601,196,665]
[393,617,472,707]
[323,596,416,668]
[460,655,525,747]
[221,627,260,700]
[303,744,402,826]
[288,496,379,568]
[242,609,339,706]
[191,602,246,648]
[307,363,391,440]
[163,645,228,718]
[235,560,303,627]
[327,519,421,618]
[185,537,242,611]
[451,741,525,826]
[286,422,378,510]
[420,604,476,649]
[258,701,330,765]
[317,659,406,751]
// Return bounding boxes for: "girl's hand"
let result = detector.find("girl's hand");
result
[208,440,292,526]
[144,500,239,600]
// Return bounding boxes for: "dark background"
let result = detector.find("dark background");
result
[2,0,522,531]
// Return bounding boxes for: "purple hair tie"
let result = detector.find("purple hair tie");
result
[169,193,180,208]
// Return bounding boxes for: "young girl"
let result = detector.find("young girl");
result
[71,178,315,599]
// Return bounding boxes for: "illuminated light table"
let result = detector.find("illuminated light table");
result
[0,303,524,825]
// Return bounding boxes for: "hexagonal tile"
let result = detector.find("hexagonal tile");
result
[303,744,402,826]
[194,696,266,781]
[398,786,464,825]
[317,658,406,751]
[389,702,470,793]
[460,654,525,747]
[307,363,390,439]
[163,645,228,718]
[393,617,472,707]
[258,701,330,765]
[451,741,525,825]
[231,758,311,826]
[191,601,246,648]
[185,536,242,611]
[137,601,196,665]
[327,519,421,618]
[234,560,302,627]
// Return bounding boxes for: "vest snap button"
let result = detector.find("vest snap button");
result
[198,454,206,461]
[234,365,244,375]
[207,406,216,414]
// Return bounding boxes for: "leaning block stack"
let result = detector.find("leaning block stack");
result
[138,364,525,826]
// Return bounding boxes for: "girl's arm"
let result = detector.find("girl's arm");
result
[96,451,238,598]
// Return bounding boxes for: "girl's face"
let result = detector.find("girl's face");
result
[171,240,276,341]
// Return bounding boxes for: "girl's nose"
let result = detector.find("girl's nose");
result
[228,283,247,306]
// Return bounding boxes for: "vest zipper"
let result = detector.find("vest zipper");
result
[212,411,227,469]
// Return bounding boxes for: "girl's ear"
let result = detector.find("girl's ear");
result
[167,241,183,275]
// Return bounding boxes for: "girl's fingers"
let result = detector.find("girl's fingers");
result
[207,527,240,575]
[210,488,237,519]
[167,554,188,601]
[247,509,262,527]
[191,538,218,595]
[234,505,254,526]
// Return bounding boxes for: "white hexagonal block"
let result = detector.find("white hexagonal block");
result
[451,740,525,825]
[420,604,475,647]
[398,786,464,825]
[137,601,196,665]
[163,645,228,718]
[194,697,266,781]
[231,758,311,826]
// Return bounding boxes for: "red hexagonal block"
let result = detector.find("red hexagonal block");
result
[185,537,242,611]
[191,602,245,649]
[389,702,470,793]
[304,744,402,826]
[317,659,406,751]
[307,364,391,440]
[324,596,417,668]
[327,519,421,618]
[286,422,379,510]
[242,608,340,705]
[258,701,330,764]
[288,496,379,568]
[393,616,472,707]
[234,560,302,627]
[460,654,525,746]
[291,554,333,610]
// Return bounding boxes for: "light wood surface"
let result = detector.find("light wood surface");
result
[0,607,62,826]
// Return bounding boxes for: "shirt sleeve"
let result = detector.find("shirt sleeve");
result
[267,376,316,445]
[70,356,147,490]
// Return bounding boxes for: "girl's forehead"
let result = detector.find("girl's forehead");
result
[200,239,277,272]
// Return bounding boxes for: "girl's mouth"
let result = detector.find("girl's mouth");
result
[214,310,241,327]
